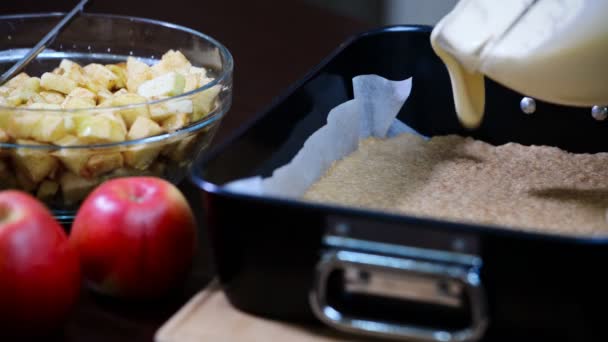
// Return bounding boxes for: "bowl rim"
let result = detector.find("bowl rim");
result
[0,12,233,149]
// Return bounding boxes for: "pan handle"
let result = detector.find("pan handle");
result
[309,249,488,341]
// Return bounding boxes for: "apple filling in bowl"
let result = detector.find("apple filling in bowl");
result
[0,49,223,210]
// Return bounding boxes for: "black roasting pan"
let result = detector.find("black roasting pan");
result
[190,26,608,342]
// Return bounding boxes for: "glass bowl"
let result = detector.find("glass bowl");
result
[0,13,233,222]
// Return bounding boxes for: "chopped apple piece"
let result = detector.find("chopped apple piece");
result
[5,73,29,89]
[76,115,126,143]
[63,113,87,134]
[149,98,192,122]
[128,116,163,140]
[62,96,96,109]
[10,113,43,139]
[53,134,83,147]
[52,135,91,176]
[183,67,208,92]
[31,115,67,143]
[58,59,77,72]
[85,152,124,177]
[192,84,221,121]
[3,96,22,107]
[113,88,129,97]
[0,86,11,97]
[161,112,190,132]
[112,93,149,127]
[137,72,185,98]
[97,98,113,108]
[68,87,96,100]
[7,86,38,106]
[25,93,47,105]
[123,120,163,169]
[36,180,59,200]
[189,66,207,78]
[96,88,113,103]
[6,89,32,107]
[22,77,41,92]
[60,172,99,205]
[39,91,66,105]
[59,59,87,85]
[83,63,119,91]
[98,112,128,133]
[41,72,77,94]
[184,74,199,93]
[151,50,192,76]
[12,139,58,183]
[106,64,127,89]
[126,57,153,93]
[123,145,162,170]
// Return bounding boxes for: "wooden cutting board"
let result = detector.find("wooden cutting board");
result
[155,280,365,342]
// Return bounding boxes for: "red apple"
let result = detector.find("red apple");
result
[70,176,197,298]
[0,190,81,338]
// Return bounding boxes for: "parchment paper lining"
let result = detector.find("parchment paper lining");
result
[223,75,418,198]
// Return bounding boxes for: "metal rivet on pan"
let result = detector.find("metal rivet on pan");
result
[520,97,536,114]
[452,238,466,251]
[333,223,350,236]
[591,105,608,121]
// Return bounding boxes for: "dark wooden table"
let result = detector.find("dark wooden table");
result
[3,1,371,341]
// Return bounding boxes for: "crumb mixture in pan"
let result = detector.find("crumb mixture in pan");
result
[303,133,608,235]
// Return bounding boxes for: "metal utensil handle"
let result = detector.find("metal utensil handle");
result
[309,250,488,342]
[0,0,89,85]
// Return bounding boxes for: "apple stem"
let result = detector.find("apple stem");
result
[130,184,153,203]
[0,203,10,224]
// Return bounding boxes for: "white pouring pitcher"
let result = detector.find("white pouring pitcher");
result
[431,0,608,128]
